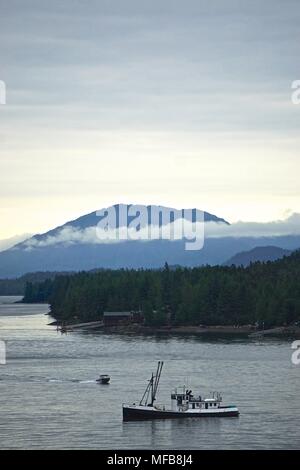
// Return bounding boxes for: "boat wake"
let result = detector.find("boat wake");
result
[0,374,99,384]
[47,378,97,384]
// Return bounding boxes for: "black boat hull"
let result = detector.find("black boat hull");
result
[123,406,239,421]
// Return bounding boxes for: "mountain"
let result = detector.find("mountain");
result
[0,204,300,278]
[0,233,32,253]
[14,204,229,247]
[1,234,300,279]
[224,246,292,267]
[0,204,229,277]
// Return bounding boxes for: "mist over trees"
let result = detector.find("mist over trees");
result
[23,251,300,327]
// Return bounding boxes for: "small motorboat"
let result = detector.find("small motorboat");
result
[97,374,110,384]
[123,361,239,421]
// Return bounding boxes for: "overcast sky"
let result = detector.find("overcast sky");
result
[0,0,300,239]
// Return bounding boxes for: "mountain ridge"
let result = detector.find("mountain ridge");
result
[224,246,292,267]
[15,203,229,248]
[1,204,300,279]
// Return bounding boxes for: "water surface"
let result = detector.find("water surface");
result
[0,296,299,449]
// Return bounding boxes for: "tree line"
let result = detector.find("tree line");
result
[23,251,300,327]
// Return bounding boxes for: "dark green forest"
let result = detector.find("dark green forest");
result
[23,251,300,327]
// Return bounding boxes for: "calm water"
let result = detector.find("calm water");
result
[0,296,299,450]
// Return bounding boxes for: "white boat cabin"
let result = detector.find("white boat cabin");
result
[170,387,222,412]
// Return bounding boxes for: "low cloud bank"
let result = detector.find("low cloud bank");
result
[20,213,300,249]
[22,221,204,249]
[205,213,300,238]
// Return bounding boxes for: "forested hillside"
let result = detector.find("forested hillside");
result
[0,271,73,296]
[23,251,300,327]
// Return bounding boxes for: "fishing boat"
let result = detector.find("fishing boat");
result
[97,374,110,384]
[122,361,239,421]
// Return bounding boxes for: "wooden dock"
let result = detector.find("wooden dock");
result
[55,320,104,331]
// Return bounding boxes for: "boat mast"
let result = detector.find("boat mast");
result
[151,361,164,406]
[139,361,164,406]
[139,373,154,406]
[151,373,154,405]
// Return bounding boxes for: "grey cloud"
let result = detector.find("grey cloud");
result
[0,0,300,232]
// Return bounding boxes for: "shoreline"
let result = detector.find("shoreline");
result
[53,321,300,338]
[106,324,300,338]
